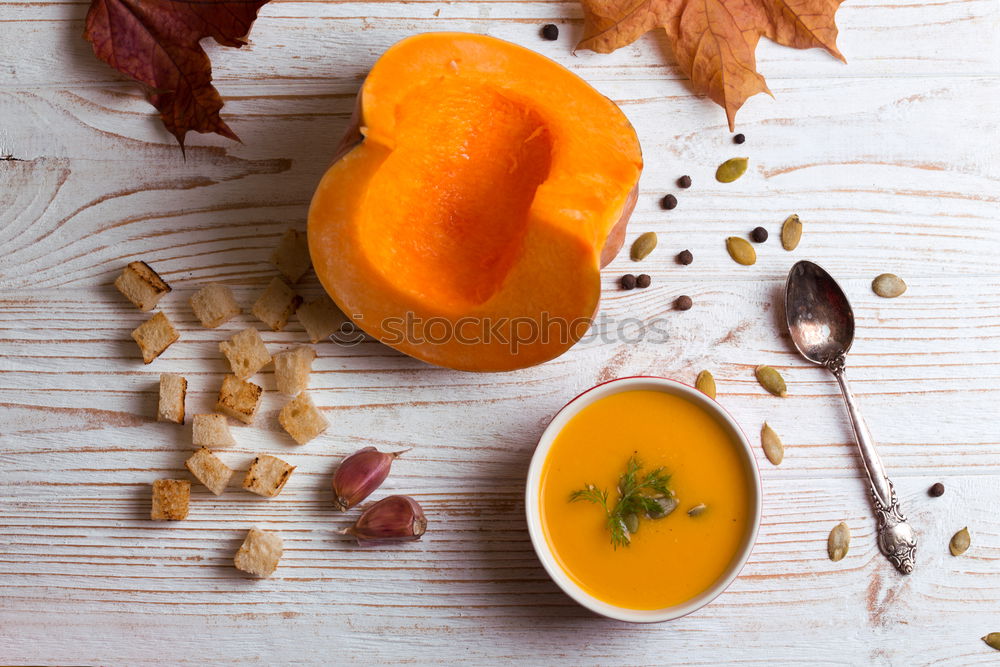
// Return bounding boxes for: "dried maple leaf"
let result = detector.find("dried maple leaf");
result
[577,0,846,129]
[84,0,271,148]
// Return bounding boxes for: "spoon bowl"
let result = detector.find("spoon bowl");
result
[785,260,855,366]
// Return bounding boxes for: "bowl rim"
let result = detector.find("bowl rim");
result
[524,375,763,623]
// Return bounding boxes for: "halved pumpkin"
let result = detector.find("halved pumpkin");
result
[308,32,642,371]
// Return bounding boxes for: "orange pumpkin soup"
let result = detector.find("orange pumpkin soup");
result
[539,389,753,610]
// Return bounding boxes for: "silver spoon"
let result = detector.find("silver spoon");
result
[785,260,916,574]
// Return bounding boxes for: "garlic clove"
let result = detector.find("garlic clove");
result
[331,446,408,511]
[339,495,427,545]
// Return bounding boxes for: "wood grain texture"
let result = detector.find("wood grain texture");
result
[1,0,999,662]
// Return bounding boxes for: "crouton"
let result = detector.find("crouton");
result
[151,479,190,520]
[215,375,263,425]
[157,373,187,424]
[115,260,171,311]
[192,413,237,447]
[273,346,316,396]
[242,454,295,497]
[234,527,283,578]
[185,447,234,495]
[269,228,311,284]
[278,391,328,445]
[219,327,272,380]
[131,311,179,364]
[190,283,240,328]
[296,295,349,344]
[251,277,302,331]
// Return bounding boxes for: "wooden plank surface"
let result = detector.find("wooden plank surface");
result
[2,0,999,663]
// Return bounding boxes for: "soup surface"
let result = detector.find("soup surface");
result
[539,389,754,610]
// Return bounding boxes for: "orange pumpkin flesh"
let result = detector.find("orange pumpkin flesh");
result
[308,33,642,371]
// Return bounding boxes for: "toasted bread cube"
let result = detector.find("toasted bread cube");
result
[251,277,302,332]
[234,527,283,578]
[151,479,190,520]
[157,373,187,424]
[279,391,328,445]
[115,261,171,311]
[243,454,295,497]
[192,413,237,447]
[131,311,179,364]
[215,375,262,425]
[190,283,240,328]
[269,228,311,284]
[219,327,272,380]
[274,346,316,396]
[296,295,349,344]
[185,447,234,495]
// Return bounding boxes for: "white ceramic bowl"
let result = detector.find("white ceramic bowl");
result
[525,376,762,623]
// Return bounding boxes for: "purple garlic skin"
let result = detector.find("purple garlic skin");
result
[332,446,407,511]
[340,495,427,545]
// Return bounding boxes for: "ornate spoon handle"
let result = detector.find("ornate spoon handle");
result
[828,357,917,574]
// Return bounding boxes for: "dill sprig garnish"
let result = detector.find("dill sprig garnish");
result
[569,455,674,548]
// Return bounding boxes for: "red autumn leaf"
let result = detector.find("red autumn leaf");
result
[577,0,846,129]
[84,0,271,148]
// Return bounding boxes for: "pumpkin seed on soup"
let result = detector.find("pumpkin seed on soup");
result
[631,232,657,261]
[695,370,716,399]
[726,237,756,266]
[872,273,907,298]
[760,422,784,465]
[755,365,787,397]
[647,496,678,519]
[716,157,748,183]
[949,526,970,556]
[781,214,802,251]
[828,522,850,562]
[687,503,707,517]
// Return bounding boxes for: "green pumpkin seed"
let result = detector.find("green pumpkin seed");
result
[761,422,784,465]
[755,365,787,397]
[872,273,907,298]
[982,633,1000,651]
[726,237,757,266]
[828,522,850,562]
[695,370,717,399]
[716,157,749,183]
[780,214,802,251]
[630,232,658,261]
[647,496,678,519]
[949,526,971,556]
[687,503,707,517]
[623,512,640,535]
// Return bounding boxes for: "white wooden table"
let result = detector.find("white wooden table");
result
[2,0,999,663]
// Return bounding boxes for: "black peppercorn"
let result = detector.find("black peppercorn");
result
[750,226,768,243]
[674,295,693,310]
[620,274,637,290]
[541,24,559,41]
[677,249,693,265]
[660,194,678,210]
[733,133,746,144]
[928,482,945,497]
[636,274,652,288]
[677,175,692,189]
